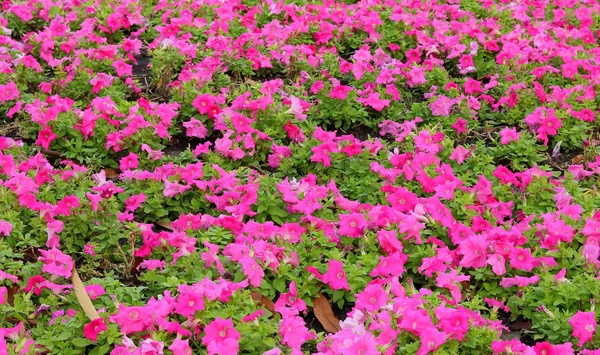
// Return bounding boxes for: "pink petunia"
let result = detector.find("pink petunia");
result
[83,318,107,342]
[0,82,20,103]
[183,118,208,138]
[430,95,456,117]
[337,213,368,238]
[202,318,240,355]
[38,248,73,278]
[459,235,488,268]
[569,311,596,347]
[321,260,350,290]
[0,221,12,236]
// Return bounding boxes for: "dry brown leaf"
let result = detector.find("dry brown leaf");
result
[250,291,276,314]
[41,149,64,158]
[72,268,100,320]
[313,293,341,333]
[155,220,173,230]
[571,154,586,165]
[6,285,19,307]
[104,168,120,180]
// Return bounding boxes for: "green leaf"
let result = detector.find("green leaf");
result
[72,338,93,347]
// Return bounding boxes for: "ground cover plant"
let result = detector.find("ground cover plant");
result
[1,0,600,353]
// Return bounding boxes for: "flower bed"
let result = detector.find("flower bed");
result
[1,0,600,354]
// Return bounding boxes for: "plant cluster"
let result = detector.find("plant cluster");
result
[1,0,600,354]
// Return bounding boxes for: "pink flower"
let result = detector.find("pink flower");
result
[355,283,388,312]
[119,153,139,170]
[285,96,309,121]
[169,339,192,355]
[175,286,205,317]
[83,243,96,256]
[0,286,6,305]
[562,63,578,79]
[242,310,265,322]
[337,213,368,238]
[414,130,443,154]
[280,314,316,349]
[436,270,470,303]
[435,306,470,341]
[360,92,390,111]
[464,78,482,95]
[239,256,264,287]
[430,95,455,117]
[508,247,537,272]
[140,339,165,355]
[459,235,488,268]
[321,260,350,290]
[451,117,468,135]
[569,311,596,347]
[112,59,132,77]
[84,284,105,300]
[0,269,18,283]
[449,145,471,164]
[499,275,540,288]
[141,144,163,160]
[416,327,447,355]
[0,82,20,103]
[486,254,506,276]
[0,221,12,236]
[83,318,107,342]
[183,118,208,138]
[111,305,149,334]
[370,251,407,278]
[346,333,379,355]
[192,94,216,115]
[24,275,47,295]
[124,193,146,212]
[500,127,521,145]
[36,126,58,149]
[38,248,73,278]
[330,84,352,100]
[275,281,306,314]
[202,318,240,355]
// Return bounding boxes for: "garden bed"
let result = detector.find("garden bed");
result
[1,0,600,354]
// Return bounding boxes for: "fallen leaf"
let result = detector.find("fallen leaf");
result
[571,154,586,165]
[155,220,173,230]
[313,293,341,333]
[130,256,145,275]
[104,168,120,180]
[6,285,19,307]
[251,291,276,314]
[41,149,64,158]
[72,268,100,320]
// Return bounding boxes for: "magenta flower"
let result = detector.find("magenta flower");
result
[111,305,149,334]
[169,339,192,355]
[239,256,264,288]
[312,259,350,291]
[202,318,240,355]
[508,247,537,272]
[430,95,455,117]
[38,247,73,278]
[0,82,20,103]
[569,311,596,347]
[0,221,12,237]
[280,314,316,349]
[83,318,107,342]
[355,283,388,313]
[459,235,489,268]
[337,213,368,238]
[183,118,208,138]
[35,126,58,150]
